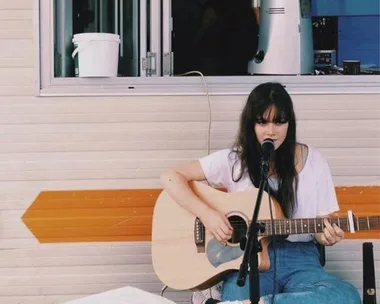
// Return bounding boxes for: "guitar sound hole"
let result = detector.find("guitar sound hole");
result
[227,215,247,244]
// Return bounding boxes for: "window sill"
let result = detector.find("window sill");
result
[38,75,380,97]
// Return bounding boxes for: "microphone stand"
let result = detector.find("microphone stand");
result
[237,157,270,304]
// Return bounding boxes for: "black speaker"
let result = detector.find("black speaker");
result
[204,299,221,304]
[363,242,377,304]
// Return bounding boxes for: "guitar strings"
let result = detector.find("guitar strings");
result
[206,217,377,230]
[224,217,376,225]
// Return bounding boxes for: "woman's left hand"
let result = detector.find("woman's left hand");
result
[315,217,345,246]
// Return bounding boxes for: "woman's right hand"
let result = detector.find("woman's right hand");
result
[200,208,233,243]
[160,162,233,244]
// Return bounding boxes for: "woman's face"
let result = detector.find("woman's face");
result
[254,106,289,150]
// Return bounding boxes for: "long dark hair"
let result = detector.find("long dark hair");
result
[232,82,298,218]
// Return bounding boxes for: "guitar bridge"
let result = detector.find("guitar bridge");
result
[194,217,205,253]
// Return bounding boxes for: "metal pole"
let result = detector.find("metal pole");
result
[114,0,119,34]
[55,0,73,77]
[99,0,108,32]
[94,0,99,31]
[120,0,124,56]
[132,0,139,75]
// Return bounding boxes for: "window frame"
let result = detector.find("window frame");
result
[35,0,380,97]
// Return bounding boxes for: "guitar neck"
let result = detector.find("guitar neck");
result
[258,216,380,236]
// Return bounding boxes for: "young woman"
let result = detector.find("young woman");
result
[160,82,360,303]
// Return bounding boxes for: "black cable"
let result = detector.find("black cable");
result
[267,181,277,304]
[205,299,221,304]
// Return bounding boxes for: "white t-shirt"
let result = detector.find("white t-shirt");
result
[198,145,339,242]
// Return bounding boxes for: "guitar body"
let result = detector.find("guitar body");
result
[151,181,284,291]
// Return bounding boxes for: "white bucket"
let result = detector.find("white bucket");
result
[72,33,120,77]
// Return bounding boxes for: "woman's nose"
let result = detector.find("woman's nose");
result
[266,123,275,135]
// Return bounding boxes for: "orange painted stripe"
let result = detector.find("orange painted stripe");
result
[22,189,161,243]
[336,187,380,239]
[22,186,379,243]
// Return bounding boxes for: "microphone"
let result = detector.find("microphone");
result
[261,138,274,162]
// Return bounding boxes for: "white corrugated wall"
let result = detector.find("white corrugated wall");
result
[0,0,379,303]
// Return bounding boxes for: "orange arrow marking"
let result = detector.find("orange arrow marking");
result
[22,189,161,243]
[22,187,379,243]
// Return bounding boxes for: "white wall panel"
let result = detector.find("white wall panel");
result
[0,40,34,58]
[0,68,35,86]
[0,86,35,96]
[0,20,33,29]
[0,29,32,39]
[0,9,32,19]
[0,0,33,10]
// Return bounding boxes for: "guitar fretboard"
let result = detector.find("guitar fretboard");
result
[258,216,380,236]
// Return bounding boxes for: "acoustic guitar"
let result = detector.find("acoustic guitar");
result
[151,181,379,291]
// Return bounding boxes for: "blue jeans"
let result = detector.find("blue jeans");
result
[222,241,360,304]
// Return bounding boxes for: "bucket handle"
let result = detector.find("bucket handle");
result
[71,40,93,59]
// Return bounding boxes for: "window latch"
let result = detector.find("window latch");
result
[163,52,173,76]
[142,52,157,76]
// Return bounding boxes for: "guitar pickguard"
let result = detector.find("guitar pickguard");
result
[206,239,244,267]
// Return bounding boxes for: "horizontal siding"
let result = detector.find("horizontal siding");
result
[0,243,191,303]
[0,0,33,9]
[0,19,33,29]
[0,241,378,303]
[0,9,32,19]
[0,40,34,58]
[0,2,379,304]
[2,164,377,181]
[0,29,32,39]
[0,67,35,86]
[0,96,378,185]
[0,0,34,99]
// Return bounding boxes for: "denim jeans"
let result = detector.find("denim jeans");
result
[222,241,361,304]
